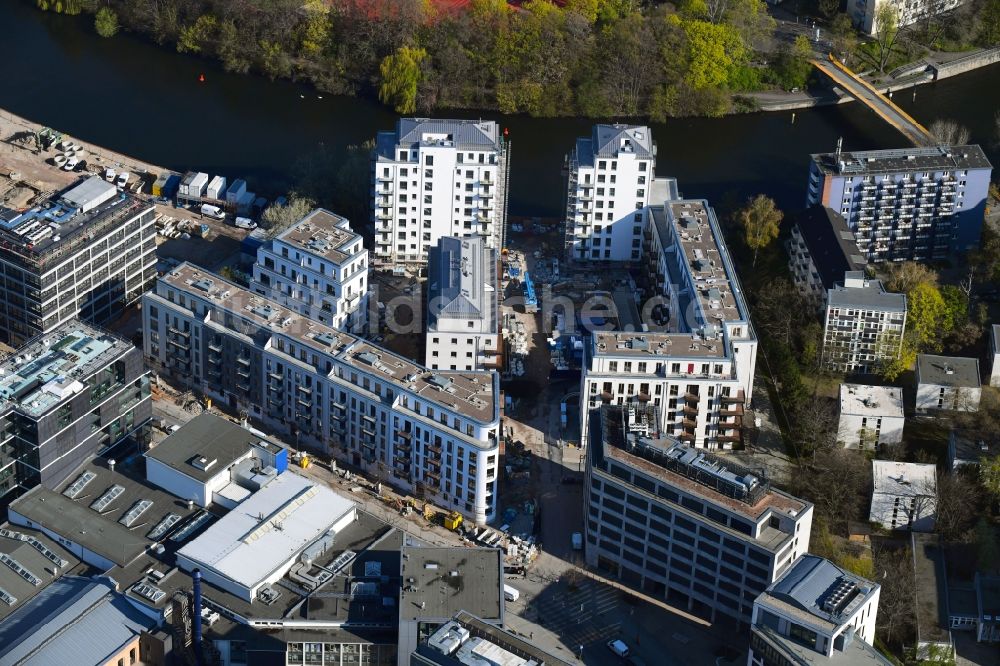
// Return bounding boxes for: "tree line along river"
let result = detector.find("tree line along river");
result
[2,1,999,218]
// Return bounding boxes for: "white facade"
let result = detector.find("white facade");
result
[870,460,937,532]
[143,264,502,525]
[837,384,905,450]
[990,325,1000,387]
[252,209,369,336]
[821,273,906,374]
[580,200,757,450]
[563,124,676,262]
[915,354,981,413]
[372,119,508,268]
[852,0,965,36]
[425,236,499,371]
[749,555,883,666]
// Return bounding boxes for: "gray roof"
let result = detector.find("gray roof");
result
[392,118,500,151]
[8,457,200,567]
[0,576,155,666]
[144,412,283,482]
[827,277,906,311]
[426,236,498,331]
[911,533,951,645]
[0,524,83,623]
[917,354,980,389]
[592,124,654,158]
[415,611,574,666]
[398,544,503,622]
[794,207,867,291]
[766,554,880,629]
[811,144,991,176]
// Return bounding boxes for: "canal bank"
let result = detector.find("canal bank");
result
[2,1,997,219]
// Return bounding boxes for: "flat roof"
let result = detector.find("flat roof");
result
[0,524,84,623]
[793,207,867,291]
[758,554,880,633]
[0,576,155,666]
[177,472,356,592]
[828,277,906,311]
[420,612,574,666]
[9,456,200,567]
[159,263,499,424]
[917,354,980,389]
[398,545,503,622]
[592,331,728,360]
[811,144,991,176]
[949,429,996,465]
[911,533,951,644]
[0,321,136,418]
[273,208,363,265]
[144,412,283,483]
[870,461,936,529]
[839,384,904,418]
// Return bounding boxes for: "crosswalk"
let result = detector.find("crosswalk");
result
[527,578,624,650]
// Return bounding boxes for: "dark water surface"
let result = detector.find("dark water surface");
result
[3,0,998,216]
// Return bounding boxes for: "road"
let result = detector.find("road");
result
[810,58,935,147]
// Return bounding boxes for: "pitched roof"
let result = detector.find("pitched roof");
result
[396,118,501,150]
[591,124,654,158]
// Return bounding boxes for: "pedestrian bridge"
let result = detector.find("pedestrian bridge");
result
[811,55,935,148]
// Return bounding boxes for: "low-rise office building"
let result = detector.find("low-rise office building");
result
[806,145,992,261]
[948,429,996,472]
[251,208,369,336]
[837,384,904,450]
[748,554,888,666]
[371,118,509,268]
[585,403,813,623]
[580,200,757,451]
[562,124,675,262]
[786,207,867,308]
[425,236,499,371]
[821,272,906,374]
[143,263,501,524]
[870,460,937,532]
[412,611,573,666]
[0,176,156,347]
[0,320,150,500]
[915,354,981,413]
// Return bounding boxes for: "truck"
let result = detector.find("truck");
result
[503,584,520,602]
[200,204,225,220]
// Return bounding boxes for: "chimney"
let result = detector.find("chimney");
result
[193,569,204,666]
[108,459,116,473]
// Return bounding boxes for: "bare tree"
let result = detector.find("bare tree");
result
[881,261,938,293]
[929,119,971,146]
[793,448,872,528]
[261,194,317,237]
[873,541,916,647]
[935,470,983,541]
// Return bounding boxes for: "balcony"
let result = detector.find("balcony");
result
[208,341,223,353]
[678,432,696,442]
[683,393,701,403]
[681,418,698,429]
[237,356,251,366]
[682,405,698,416]
[718,391,745,404]
[375,211,392,221]
[719,404,743,417]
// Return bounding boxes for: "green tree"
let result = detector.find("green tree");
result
[259,40,291,80]
[177,15,218,54]
[262,195,317,237]
[979,0,1000,45]
[830,14,858,64]
[771,35,812,90]
[299,0,330,57]
[682,20,747,90]
[982,455,1000,500]
[907,281,949,352]
[94,7,119,38]
[871,2,901,72]
[736,194,782,266]
[217,19,252,74]
[379,46,427,113]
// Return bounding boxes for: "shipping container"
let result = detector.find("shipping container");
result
[236,191,255,215]
[188,172,209,198]
[206,175,227,200]
[226,179,247,204]
[178,171,198,196]
[152,172,170,197]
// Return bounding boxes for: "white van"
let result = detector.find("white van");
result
[503,584,520,602]
[200,203,226,220]
[234,217,257,230]
[607,639,630,658]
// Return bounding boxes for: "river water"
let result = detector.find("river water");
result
[3,1,998,216]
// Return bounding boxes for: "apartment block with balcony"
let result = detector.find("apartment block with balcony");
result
[142,263,501,524]
[748,554,887,666]
[371,118,509,269]
[563,124,677,263]
[251,208,369,336]
[0,176,156,347]
[585,403,813,623]
[0,319,150,501]
[821,272,906,374]
[786,207,867,309]
[806,146,992,262]
[852,0,965,35]
[425,236,499,372]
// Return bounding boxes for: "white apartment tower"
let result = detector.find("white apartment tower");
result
[252,208,369,336]
[821,272,906,374]
[143,263,502,525]
[563,124,676,262]
[579,200,758,451]
[425,236,499,372]
[372,118,509,269]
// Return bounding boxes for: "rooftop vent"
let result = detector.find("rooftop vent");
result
[428,375,453,391]
[822,578,859,616]
[258,584,282,605]
[190,456,217,472]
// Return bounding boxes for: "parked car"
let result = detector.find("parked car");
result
[607,639,630,658]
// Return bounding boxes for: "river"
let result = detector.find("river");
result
[3,1,998,217]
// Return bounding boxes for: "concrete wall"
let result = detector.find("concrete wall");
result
[932,48,1000,80]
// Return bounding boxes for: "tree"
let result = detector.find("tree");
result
[683,20,748,90]
[935,470,983,541]
[883,261,938,293]
[94,7,119,38]
[261,195,316,237]
[737,194,782,266]
[177,15,218,54]
[771,35,812,90]
[793,448,871,527]
[907,281,950,352]
[929,119,971,146]
[982,454,1000,500]
[299,0,330,57]
[379,46,427,114]
[830,14,859,64]
[873,543,916,647]
[872,2,902,72]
